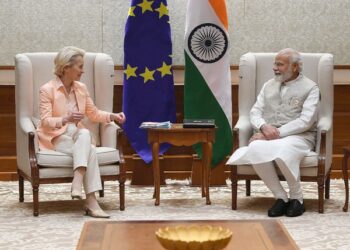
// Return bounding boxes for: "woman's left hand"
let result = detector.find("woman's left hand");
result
[111,112,126,124]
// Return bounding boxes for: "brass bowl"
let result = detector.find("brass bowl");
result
[155,225,232,250]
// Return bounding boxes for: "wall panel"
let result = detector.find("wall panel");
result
[1,0,350,65]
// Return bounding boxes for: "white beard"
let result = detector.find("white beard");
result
[274,71,293,83]
[274,74,283,82]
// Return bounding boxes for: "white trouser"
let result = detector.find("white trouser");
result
[252,159,303,203]
[52,125,102,194]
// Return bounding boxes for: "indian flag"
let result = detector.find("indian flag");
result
[184,0,232,166]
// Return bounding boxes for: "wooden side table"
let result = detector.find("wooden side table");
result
[343,146,350,212]
[147,124,215,206]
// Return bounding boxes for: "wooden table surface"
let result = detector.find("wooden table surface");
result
[77,220,299,250]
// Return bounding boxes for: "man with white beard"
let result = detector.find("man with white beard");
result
[227,48,320,217]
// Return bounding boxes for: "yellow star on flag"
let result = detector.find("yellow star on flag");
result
[137,0,154,14]
[124,64,138,80]
[157,62,172,77]
[155,2,169,18]
[140,67,155,83]
[128,6,136,17]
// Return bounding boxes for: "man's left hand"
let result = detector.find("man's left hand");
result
[249,132,267,144]
[260,124,280,140]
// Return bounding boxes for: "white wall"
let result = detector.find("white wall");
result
[0,0,349,65]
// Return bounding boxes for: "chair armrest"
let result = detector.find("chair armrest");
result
[16,117,39,179]
[317,117,332,133]
[234,116,253,147]
[28,132,39,183]
[116,129,126,180]
[100,122,119,148]
[316,117,333,176]
[100,122,126,177]
[19,117,38,153]
[20,117,36,134]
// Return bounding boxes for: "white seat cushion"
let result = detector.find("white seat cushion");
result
[300,151,318,168]
[37,147,119,167]
[236,151,319,175]
[39,165,119,178]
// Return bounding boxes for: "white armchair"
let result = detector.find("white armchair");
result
[15,52,126,216]
[230,52,333,213]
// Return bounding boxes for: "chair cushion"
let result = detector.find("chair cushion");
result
[300,151,318,167]
[236,151,319,175]
[39,165,119,178]
[236,165,319,177]
[37,147,119,167]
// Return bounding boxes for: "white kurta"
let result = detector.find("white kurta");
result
[227,75,320,180]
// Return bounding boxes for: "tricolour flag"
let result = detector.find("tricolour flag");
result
[123,0,176,163]
[184,0,232,166]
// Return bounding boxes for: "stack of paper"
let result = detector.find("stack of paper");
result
[139,121,172,129]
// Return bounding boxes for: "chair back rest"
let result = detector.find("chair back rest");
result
[15,52,115,146]
[238,52,333,170]
[239,52,333,114]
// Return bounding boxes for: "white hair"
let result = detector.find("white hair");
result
[54,46,85,77]
[278,48,303,72]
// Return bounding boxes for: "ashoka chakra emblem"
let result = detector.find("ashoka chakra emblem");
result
[188,23,228,63]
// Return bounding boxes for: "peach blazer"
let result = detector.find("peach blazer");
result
[37,78,111,150]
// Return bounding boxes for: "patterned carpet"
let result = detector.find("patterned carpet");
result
[0,179,350,250]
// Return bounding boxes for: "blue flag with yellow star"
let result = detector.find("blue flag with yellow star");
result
[122,0,176,163]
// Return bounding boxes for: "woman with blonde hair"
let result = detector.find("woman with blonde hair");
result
[37,46,125,218]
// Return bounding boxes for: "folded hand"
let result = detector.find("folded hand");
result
[111,112,126,124]
[63,112,84,125]
[249,132,267,144]
[260,124,280,140]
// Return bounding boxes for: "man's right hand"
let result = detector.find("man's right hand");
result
[260,124,280,140]
[62,112,84,125]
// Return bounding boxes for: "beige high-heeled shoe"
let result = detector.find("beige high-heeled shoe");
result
[71,187,83,200]
[84,207,110,218]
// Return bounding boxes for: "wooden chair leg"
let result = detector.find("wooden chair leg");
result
[231,167,238,210]
[201,160,205,197]
[343,152,349,212]
[19,174,24,202]
[246,180,251,196]
[317,178,325,213]
[99,180,105,198]
[325,175,330,199]
[119,181,125,211]
[32,185,39,216]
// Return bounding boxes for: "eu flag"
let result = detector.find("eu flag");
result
[122,0,176,163]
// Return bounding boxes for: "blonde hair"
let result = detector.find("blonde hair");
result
[54,46,85,77]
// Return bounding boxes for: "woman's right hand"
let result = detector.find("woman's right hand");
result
[62,112,84,125]
[111,112,126,125]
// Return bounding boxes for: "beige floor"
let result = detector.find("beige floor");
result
[0,179,349,250]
